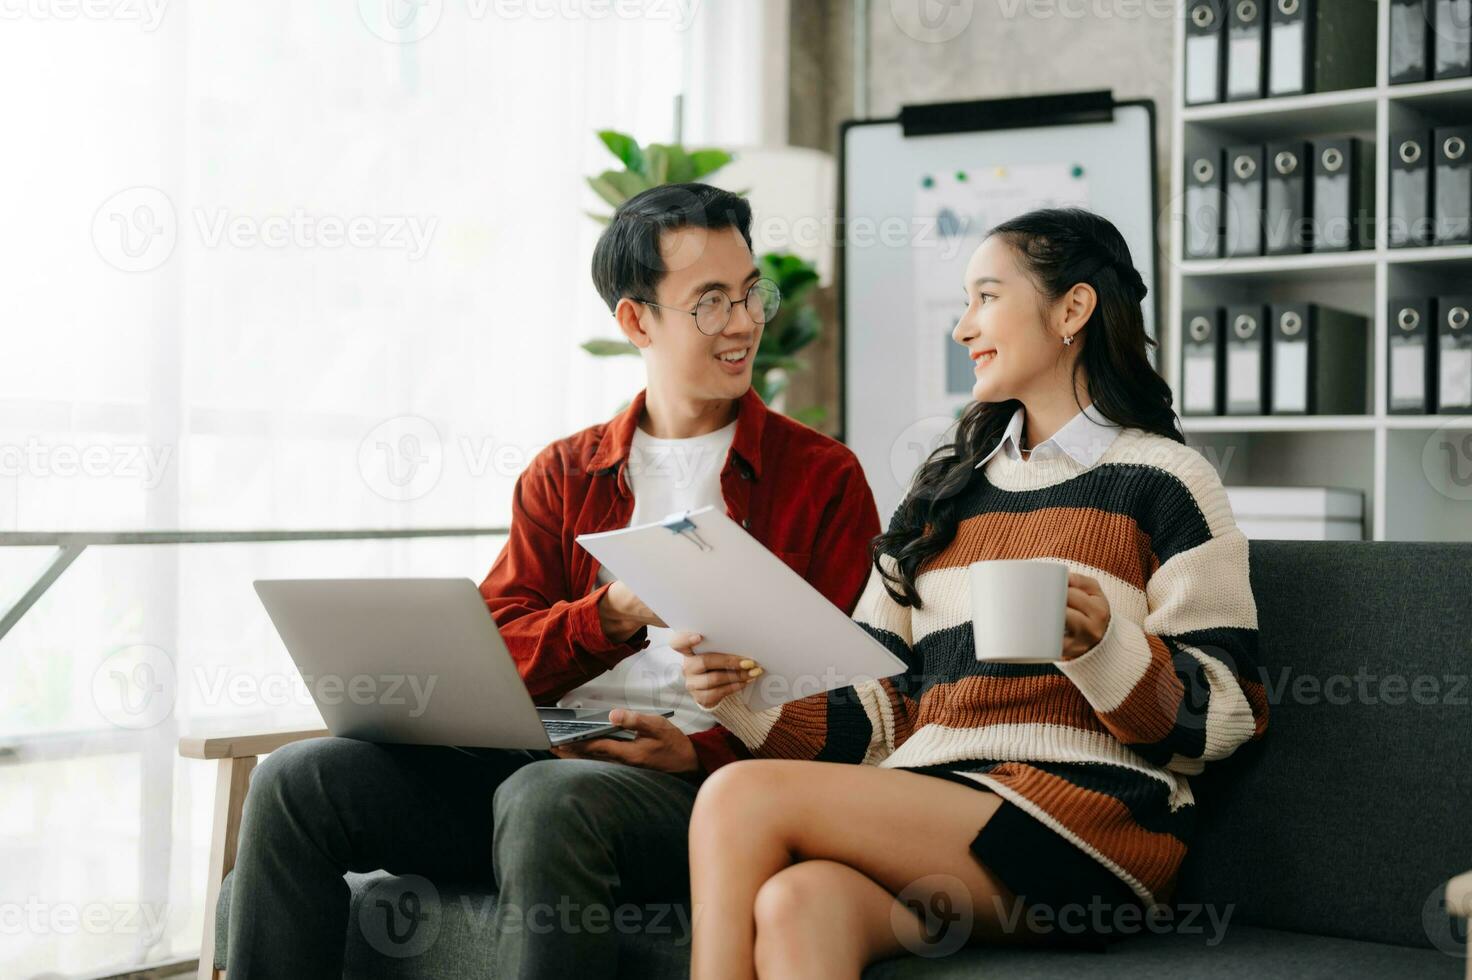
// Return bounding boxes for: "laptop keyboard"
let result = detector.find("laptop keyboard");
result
[542,720,610,739]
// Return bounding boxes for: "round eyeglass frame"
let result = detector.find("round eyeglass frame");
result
[638,277,782,336]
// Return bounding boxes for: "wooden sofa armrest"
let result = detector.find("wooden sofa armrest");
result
[179,725,327,979]
[1447,869,1472,919]
[178,725,329,760]
[1449,871,1472,980]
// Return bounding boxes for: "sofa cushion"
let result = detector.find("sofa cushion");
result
[864,922,1462,979]
[1174,541,1472,950]
[215,869,690,979]
[215,870,1462,979]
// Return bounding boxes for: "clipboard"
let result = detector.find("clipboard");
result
[575,506,907,712]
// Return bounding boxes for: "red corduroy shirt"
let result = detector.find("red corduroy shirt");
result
[478,387,881,776]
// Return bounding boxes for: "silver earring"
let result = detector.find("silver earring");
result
[1062,334,1074,346]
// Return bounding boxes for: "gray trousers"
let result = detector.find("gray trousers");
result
[225,736,699,979]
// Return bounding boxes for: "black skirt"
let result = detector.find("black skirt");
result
[899,763,1147,952]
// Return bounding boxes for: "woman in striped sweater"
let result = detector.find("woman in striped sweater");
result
[673,208,1269,979]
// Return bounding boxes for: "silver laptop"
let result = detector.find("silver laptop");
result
[253,578,666,748]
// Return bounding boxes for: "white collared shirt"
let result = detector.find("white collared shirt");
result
[974,402,1122,469]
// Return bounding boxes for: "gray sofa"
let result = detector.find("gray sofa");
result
[205,541,1472,978]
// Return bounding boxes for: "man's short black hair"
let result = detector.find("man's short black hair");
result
[591,182,754,313]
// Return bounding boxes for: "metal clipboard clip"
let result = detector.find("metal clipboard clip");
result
[661,512,713,552]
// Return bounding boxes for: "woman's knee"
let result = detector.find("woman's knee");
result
[690,759,792,835]
[752,862,848,932]
[752,862,867,972]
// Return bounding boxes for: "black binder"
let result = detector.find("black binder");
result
[1388,297,1438,413]
[1390,130,1435,248]
[1225,305,1271,415]
[1391,0,1433,84]
[1434,0,1472,79]
[1434,126,1472,246]
[1185,149,1226,260]
[1186,0,1228,105]
[1438,295,1472,413]
[1312,138,1370,252]
[1265,140,1312,254]
[1226,0,1268,101]
[1268,0,1378,96]
[1268,304,1369,415]
[1181,308,1226,416]
[1225,144,1265,257]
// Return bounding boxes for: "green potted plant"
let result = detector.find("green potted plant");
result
[581,130,826,425]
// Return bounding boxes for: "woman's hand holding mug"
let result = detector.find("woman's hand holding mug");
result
[1062,572,1111,660]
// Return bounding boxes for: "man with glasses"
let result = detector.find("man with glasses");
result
[226,182,880,979]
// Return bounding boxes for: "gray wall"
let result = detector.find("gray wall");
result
[787,0,1177,430]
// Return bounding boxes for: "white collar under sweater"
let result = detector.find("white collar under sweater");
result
[974,402,1122,470]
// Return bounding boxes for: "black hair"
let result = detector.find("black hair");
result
[873,206,1183,608]
[590,182,754,313]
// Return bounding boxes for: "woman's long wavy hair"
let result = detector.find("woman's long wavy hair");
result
[873,207,1183,608]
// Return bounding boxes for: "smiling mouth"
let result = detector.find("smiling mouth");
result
[716,347,750,366]
[972,349,998,366]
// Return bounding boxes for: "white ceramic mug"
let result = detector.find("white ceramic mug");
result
[968,559,1069,664]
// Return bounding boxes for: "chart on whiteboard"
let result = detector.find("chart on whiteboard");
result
[912,161,1091,420]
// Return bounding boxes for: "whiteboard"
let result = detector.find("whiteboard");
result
[840,100,1159,522]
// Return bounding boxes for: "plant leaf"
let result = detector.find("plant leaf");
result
[603,169,652,201]
[792,405,828,426]
[655,143,693,183]
[782,271,820,305]
[688,148,734,179]
[597,130,645,175]
[643,144,670,186]
[580,339,642,357]
[759,252,819,293]
[777,306,821,353]
[754,353,803,372]
[587,174,630,209]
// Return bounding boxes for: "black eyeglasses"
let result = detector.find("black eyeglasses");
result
[638,278,782,336]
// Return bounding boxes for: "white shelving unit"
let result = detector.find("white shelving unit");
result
[1167,0,1472,542]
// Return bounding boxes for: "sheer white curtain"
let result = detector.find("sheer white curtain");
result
[0,2,774,974]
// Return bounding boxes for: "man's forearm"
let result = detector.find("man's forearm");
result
[596,588,643,644]
[492,586,649,702]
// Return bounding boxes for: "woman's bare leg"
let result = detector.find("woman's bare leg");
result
[688,759,1043,980]
[751,860,920,980]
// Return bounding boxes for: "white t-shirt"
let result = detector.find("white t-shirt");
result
[555,419,738,734]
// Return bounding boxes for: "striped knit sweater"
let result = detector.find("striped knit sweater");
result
[709,427,1269,906]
